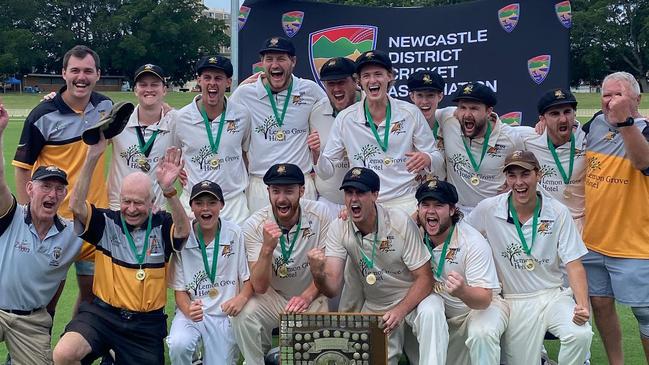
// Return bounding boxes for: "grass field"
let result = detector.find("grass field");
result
[0,92,647,364]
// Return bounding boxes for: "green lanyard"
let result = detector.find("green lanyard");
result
[547,133,575,184]
[136,128,160,157]
[353,217,378,269]
[120,213,153,265]
[461,122,493,174]
[508,194,541,256]
[197,223,221,283]
[200,102,227,155]
[423,224,456,280]
[277,218,302,265]
[364,100,392,152]
[264,80,293,128]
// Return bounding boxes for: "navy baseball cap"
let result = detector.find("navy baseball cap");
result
[355,50,392,74]
[319,57,356,81]
[416,179,458,204]
[134,64,165,83]
[263,163,305,186]
[31,165,69,185]
[407,70,445,92]
[340,167,380,193]
[537,88,577,115]
[196,55,233,78]
[259,37,295,56]
[452,82,497,107]
[190,180,224,204]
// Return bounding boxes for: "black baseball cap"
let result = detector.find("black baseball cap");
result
[452,82,497,107]
[31,165,69,185]
[134,64,165,83]
[355,50,392,74]
[82,101,134,145]
[537,88,577,115]
[196,55,233,78]
[320,57,356,81]
[259,36,295,56]
[416,180,458,205]
[407,70,445,92]
[190,180,224,204]
[339,167,380,193]
[263,163,305,186]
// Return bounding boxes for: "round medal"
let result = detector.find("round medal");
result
[209,157,220,168]
[135,268,146,281]
[140,162,151,173]
[524,259,535,271]
[383,157,392,166]
[366,273,377,285]
[278,264,289,278]
[275,130,285,141]
[137,157,147,167]
[208,288,219,299]
[433,281,445,294]
[470,174,480,186]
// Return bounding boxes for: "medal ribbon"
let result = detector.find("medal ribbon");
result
[353,217,379,270]
[277,218,302,265]
[461,122,493,174]
[197,222,221,283]
[120,212,153,265]
[423,224,456,280]
[264,80,293,128]
[547,133,575,184]
[200,102,227,155]
[364,100,392,152]
[135,127,160,157]
[432,118,439,140]
[508,194,541,256]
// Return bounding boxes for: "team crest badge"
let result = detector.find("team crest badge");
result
[277,165,287,174]
[46,166,61,172]
[282,11,304,38]
[463,84,473,94]
[221,244,233,257]
[555,1,572,28]
[498,3,520,33]
[554,89,565,99]
[144,64,153,70]
[500,111,522,126]
[427,180,437,189]
[309,25,378,86]
[238,6,251,31]
[528,55,551,84]
[351,168,362,177]
[512,150,523,159]
[422,74,432,84]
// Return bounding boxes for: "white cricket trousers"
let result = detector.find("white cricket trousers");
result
[445,296,509,365]
[230,287,329,365]
[166,310,239,365]
[503,287,592,365]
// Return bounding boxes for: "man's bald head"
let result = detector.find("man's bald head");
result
[120,172,155,226]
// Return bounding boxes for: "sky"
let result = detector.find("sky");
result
[204,0,244,12]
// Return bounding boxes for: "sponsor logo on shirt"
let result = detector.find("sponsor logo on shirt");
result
[222,243,234,258]
[120,145,161,169]
[226,120,240,134]
[501,242,549,270]
[353,144,381,167]
[49,246,62,266]
[486,143,507,158]
[14,239,30,253]
[390,119,407,135]
[148,235,164,256]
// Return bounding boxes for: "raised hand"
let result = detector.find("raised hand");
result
[156,147,184,191]
[262,220,282,253]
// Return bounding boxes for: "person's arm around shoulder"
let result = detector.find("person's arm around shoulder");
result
[0,104,13,215]
[156,147,190,241]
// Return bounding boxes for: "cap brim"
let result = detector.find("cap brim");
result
[320,73,354,81]
[135,70,164,82]
[409,85,444,92]
[33,174,68,185]
[265,178,304,186]
[356,60,392,73]
[453,95,488,105]
[416,191,452,204]
[197,65,233,78]
[189,191,223,204]
[339,181,372,192]
[503,161,537,172]
[540,100,577,114]
[259,48,294,56]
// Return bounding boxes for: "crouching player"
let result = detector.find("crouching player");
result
[167,180,252,364]
[415,179,508,364]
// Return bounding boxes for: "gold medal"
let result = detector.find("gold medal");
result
[366,273,376,285]
[209,157,220,168]
[563,190,572,199]
[433,281,445,294]
[383,157,392,166]
[208,288,219,299]
[275,130,285,141]
[137,157,147,167]
[278,264,289,278]
[470,174,480,186]
[525,258,535,271]
[135,268,146,281]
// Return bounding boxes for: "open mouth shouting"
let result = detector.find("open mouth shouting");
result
[366,84,382,98]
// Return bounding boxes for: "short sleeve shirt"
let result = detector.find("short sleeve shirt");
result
[0,197,82,310]
[518,124,587,219]
[325,204,430,312]
[173,95,251,201]
[465,191,587,295]
[427,221,500,318]
[242,199,330,300]
[108,106,176,210]
[438,107,524,210]
[169,218,250,316]
[229,75,326,176]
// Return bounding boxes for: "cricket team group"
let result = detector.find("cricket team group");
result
[0,34,647,365]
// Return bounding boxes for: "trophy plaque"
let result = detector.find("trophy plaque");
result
[279,312,387,365]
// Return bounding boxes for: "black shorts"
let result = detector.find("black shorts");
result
[63,300,168,364]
